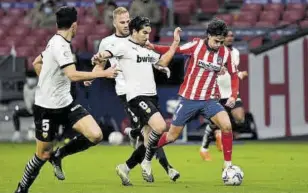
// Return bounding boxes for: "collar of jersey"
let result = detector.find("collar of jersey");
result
[129,39,143,47]
[204,40,220,52]
[56,34,71,43]
[115,34,129,38]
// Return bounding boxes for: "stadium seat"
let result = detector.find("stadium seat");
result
[76,7,86,17]
[87,35,104,53]
[9,27,30,37]
[174,7,191,26]
[71,35,87,53]
[0,17,17,28]
[93,25,112,37]
[159,36,174,44]
[237,11,258,25]
[31,28,51,38]
[0,46,11,56]
[263,3,284,12]
[7,8,26,17]
[282,10,304,23]
[259,11,280,25]
[200,0,219,14]
[216,14,233,26]
[300,20,308,29]
[286,3,306,12]
[36,46,46,55]
[79,16,97,25]
[76,25,92,36]
[249,37,263,49]
[232,21,253,28]
[26,56,36,71]
[255,21,275,28]
[0,36,22,47]
[0,28,7,39]
[17,18,32,27]
[241,3,262,14]
[20,36,43,47]
[0,9,5,17]
[16,46,35,57]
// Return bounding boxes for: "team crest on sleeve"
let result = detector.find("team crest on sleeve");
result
[217,57,223,65]
[63,51,70,57]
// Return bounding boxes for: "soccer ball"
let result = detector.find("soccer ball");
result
[108,131,124,145]
[222,165,244,186]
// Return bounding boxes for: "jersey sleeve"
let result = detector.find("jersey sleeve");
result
[232,49,240,67]
[226,51,239,99]
[54,43,75,69]
[98,38,108,52]
[150,50,161,64]
[105,42,126,57]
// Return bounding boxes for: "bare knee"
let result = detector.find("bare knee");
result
[87,129,103,144]
[36,150,52,161]
[220,122,232,133]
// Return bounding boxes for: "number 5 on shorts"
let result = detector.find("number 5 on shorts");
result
[42,119,50,132]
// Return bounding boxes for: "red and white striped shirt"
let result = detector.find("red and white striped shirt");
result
[154,38,239,100]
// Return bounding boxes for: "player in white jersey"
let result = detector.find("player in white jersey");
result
[92,16,181,183]
[14,6,119,193]
[199,29,248,161]
[87,8,179,185]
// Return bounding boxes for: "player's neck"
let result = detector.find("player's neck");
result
[115,31,129,38]
[130,37,141,46]
[56,30,72,42]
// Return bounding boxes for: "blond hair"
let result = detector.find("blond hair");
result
[113,7,129,20]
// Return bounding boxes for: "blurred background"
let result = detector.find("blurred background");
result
[0,0,307,144]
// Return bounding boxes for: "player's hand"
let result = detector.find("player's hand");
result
[218,66,227,75]
[145,40,154,50]
[91,53,106,66]
[84,80,93,86]
[238,71,248,80]
[173,27,182,43]
[225,97,235,108]
[102,66,121,78]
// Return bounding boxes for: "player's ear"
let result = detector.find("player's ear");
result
[113,20,116,28]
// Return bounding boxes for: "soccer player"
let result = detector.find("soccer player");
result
[146,19,239,173]
[14,6,119,193]
[85,8,180,185]
[199,29,248,161]
[92,16,181,183]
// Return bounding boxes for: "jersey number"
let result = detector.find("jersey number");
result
[139,101,149,110]
[42,119,50,132]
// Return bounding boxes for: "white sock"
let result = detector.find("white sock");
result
[200,147,208,152]
[224,161,232,168]
[124,163,130,171]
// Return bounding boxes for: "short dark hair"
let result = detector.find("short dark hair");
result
[56,6,77,29]
[207,19,228,37]
[129,16,151,34]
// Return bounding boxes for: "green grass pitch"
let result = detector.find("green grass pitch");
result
[0,141,307,193]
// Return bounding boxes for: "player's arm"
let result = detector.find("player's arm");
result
[146,38,199,55]
[32,54,43,76]
[232,49,248,80]
[225,52,239,107]
[62,64,117,81]
[156,27,181,67]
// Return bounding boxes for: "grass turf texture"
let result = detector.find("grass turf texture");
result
[0,141,307,193]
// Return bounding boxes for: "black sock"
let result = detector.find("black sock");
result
[19,154,46,189]
[130,129,141,139]
[12,111,20,131]
[126,144,146,169]
[201,125,214,149]
[56,135,96,159]
[144,130,161,161]
[155,148,171,173]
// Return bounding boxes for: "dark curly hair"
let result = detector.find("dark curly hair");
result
[129,16,151,35]
[206,19,228,37]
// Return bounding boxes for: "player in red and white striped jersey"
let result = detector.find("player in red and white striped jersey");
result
[199,29,248,161]
[148,19,239,170]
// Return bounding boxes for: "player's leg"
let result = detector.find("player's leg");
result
[49,105,102,180]
[15,105,57,193]
[207,100,233,168]
[230,100,245,133]
[157,97,198,148]
[200,123,217,161]
[155,148,180,181]
[12,108,32,142]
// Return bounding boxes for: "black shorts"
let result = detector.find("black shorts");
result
[219,98,244,114]
[33,102,89,142]
[128,95,160,128]
[118,94,141,129]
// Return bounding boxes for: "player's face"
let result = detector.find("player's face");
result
[208,35,225,51]
[71,22,77,38]
[135,26,151,46]
[114,12,130,36]
[224,31,234,46]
